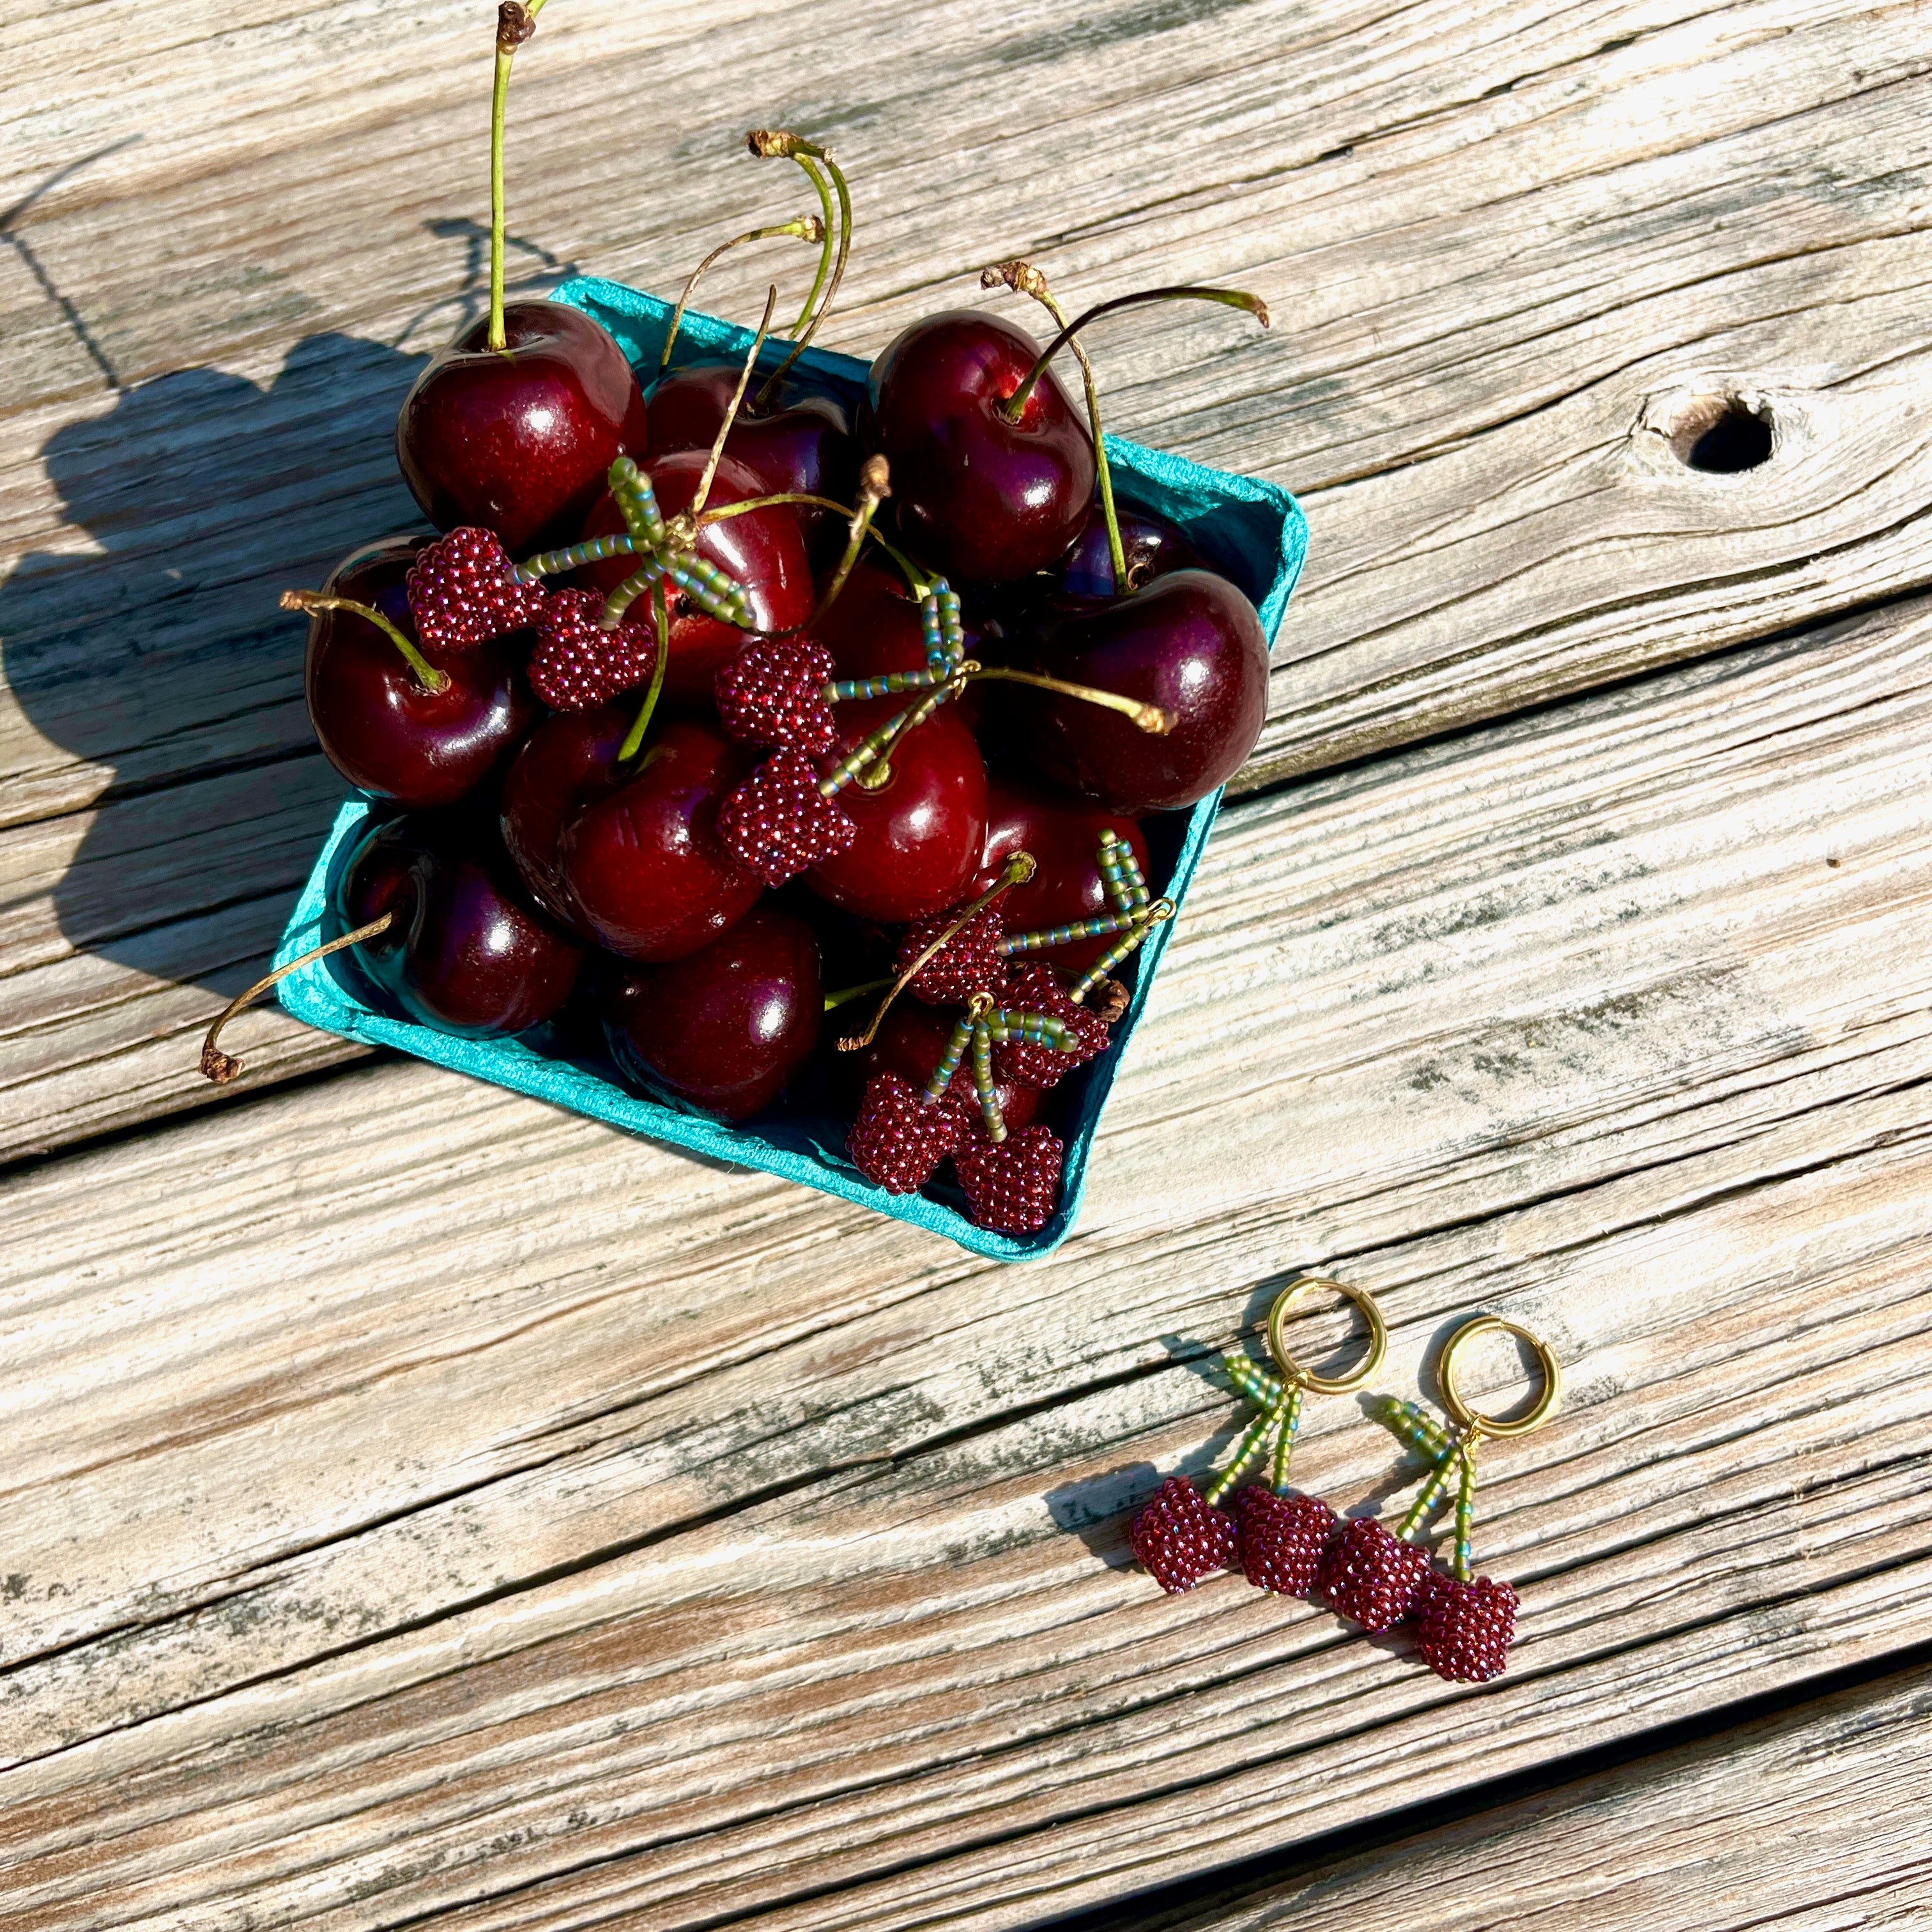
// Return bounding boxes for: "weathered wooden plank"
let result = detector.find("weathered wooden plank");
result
[4,0,1932,1155]
[3,595,1929,1926]
[1124,1660,1932,1932]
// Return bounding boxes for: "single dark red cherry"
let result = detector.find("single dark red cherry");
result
[558,716,763,961]
[812,558,990,735]
[860,310,1094,585]
[804,695,988,923]
[395,302,649,557]
[337,812,581,1036]
[575,448,814,701]
[601,903,821,1119]
[305,536,535,809]
[1055,499,1205,600]
[499,702,633,932]
[647,362,857,549]
[1024,570,1269,813]
[970,775,1153,974]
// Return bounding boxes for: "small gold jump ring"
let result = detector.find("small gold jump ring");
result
[1440,1315,1561,1439]
[1266,1275,1386,1395]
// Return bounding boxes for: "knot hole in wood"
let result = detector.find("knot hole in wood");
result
[1664,390,1777,473]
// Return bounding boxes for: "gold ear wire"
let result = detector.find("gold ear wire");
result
[1438,1315,1561,1440]
[1266,1275,1387,1395]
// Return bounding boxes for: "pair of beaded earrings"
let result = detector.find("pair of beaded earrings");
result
[1129,1276,1560,1682]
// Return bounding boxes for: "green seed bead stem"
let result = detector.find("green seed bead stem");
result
[998,912,1133,956]
[1069,901,1172,1002]
[608,459,668,549]
[816,682,958,797]
[1376,1397,1455,1462]
[599,555,667,630]
[514,533,638,583]
[1225,1356,1285,1410]
[614,582,671,763]
[921,583,964,670]
[1098,829,1151,914]
[827,667,949,702]
[923,1015,976,1103]
[970,1022,1006,1142]
[981,1009,1077,1054]
[661,551,752,626]
[1395,1434,1468,1543]
[1203,1392,1292,1507]
[1453,1439,1480,1583]
[1271,1383,1305,1492]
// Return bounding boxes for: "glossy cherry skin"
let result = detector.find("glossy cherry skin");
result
[499,702,632,933]
[1025,570,1269,813]
[812,557,989,733]
[558,717,763,961]
[860,310,1094,586]
[576,448,813,702]
[805,695,988,923]
[647,362,857,548]
[1055,500,1206,600]
[337,812,582,1036]
[969,775,1153,974]
[395,302,650,556]
[305,535,536,809]
[849,1002,1040,1137]
[601,903,821,1119]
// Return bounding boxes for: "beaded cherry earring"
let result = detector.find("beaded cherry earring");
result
[1321,1314,1560,1680]
[1130,1276,1386,1596]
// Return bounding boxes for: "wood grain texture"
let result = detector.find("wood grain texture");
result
[5,0,1932,1154]
[3,594,1929,1927]
[1123,1659,1932,1931]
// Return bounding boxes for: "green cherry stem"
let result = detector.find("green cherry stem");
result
[785,155,837,337]
[822,974,893,1013]
[280,589,448,695]
[615,581,671,763]
[659,217,824,373]
[746,130,852,406]
[983,260,1128,591]
[998,285,1270,424]
[837,851,1038,1051]
[688,284,777,525]
[963,663,1171,734]
[487,2,546,355]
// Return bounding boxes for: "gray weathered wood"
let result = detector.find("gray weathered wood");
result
[5,0,1932,1155]
[3,594,1929,1927]
[1130,1661,1932,1931]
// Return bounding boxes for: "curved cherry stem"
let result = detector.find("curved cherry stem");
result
[786,155,836,338]
[689,284,777,523]
[746,131,852,408]
[280,589,448,695]
[199,912,394,1084]
[659,217,823,372]
[998,285,1270,424]
[487,1,546,355]
[962,663,1170,733]
[836,852,1038,1052]
[984,260,1126,590]
[616,581,671,763]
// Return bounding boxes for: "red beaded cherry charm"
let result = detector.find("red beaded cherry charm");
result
[1129,1476,1238,1594]
[847,1071,966,1192]
[1234,1487,1338,1598]
[527,588,659,712]
[1318,1515,1432,1632]
[953,1124,1064,1234]
[714,638,838,755]
[404,526,547,653]
[1413,1572,1519,1683]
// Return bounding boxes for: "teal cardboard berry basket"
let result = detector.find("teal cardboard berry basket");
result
[273,277,1307,1260]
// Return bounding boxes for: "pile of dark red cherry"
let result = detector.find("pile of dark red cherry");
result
[286,271,1269,1236]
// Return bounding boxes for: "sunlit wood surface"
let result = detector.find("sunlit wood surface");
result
[3,1,1930,1925]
